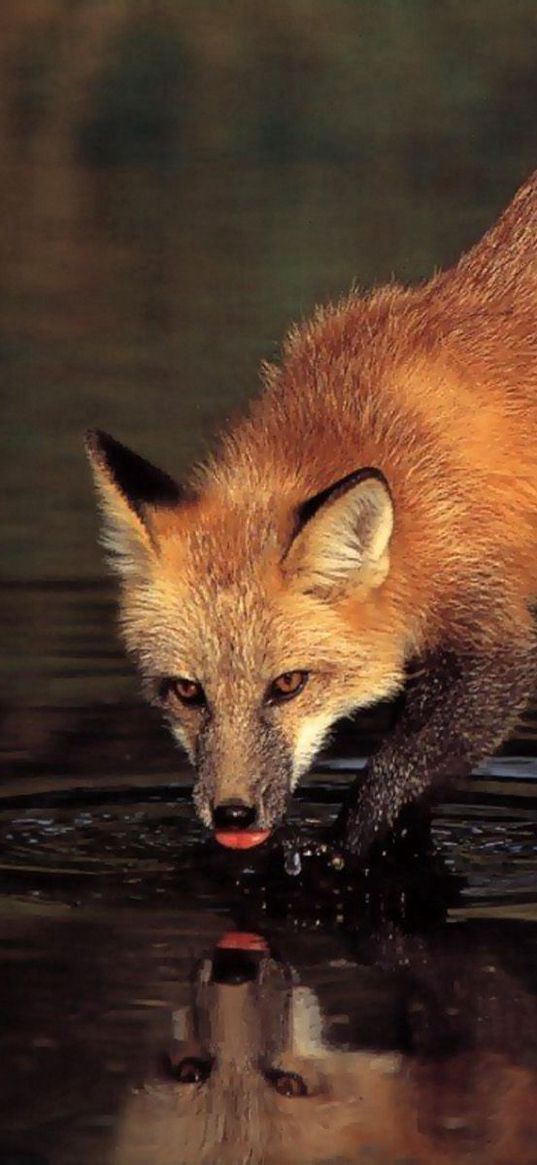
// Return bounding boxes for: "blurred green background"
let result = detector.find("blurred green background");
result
[3,0,537,777]
[3,0,537,580]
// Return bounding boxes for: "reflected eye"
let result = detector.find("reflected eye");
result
[268,671,309,702]
[163,1055,212,1084]
[163,677,206,708]
[266,1068,309,1097]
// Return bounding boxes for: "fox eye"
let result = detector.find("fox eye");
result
[268,670,309,702]
[265,1068,309,1097]
[162,1054,212,1084]
[164,677,206,707]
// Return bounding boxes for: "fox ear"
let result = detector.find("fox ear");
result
[284,469,393,596]
[85,429,184,577]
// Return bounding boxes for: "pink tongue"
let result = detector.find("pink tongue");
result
[215,829,271,850]
[217,931,269,952]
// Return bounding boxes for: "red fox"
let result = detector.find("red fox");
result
[86,172,537,857]
[111,932,537,1164]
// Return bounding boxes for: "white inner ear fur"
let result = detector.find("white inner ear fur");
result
[97,496,153,578]
[88,459,154,579]
[286,477,394,594]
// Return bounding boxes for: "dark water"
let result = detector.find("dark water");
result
[1,762,537,1164]
[3,5,537,1163]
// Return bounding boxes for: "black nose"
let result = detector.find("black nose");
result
[213,800,256,831]
[211,948,259,985]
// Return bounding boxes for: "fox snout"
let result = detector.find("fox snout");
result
[192,716,294,848]
[212,800,257,831]
[210,799,273,850]
[198,785,288,850]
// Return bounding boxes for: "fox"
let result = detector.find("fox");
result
[86,170,537,857]
[111,931,537,1165]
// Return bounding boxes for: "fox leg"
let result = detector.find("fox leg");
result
[341,632,536,860]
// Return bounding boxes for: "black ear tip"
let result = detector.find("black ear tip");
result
[85,429,128,470]
[84,429,184,509]
[295,466,391,533]
[85,427,109,457]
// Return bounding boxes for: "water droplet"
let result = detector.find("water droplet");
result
[284,846,302,877]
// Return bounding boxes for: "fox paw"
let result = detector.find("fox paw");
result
[340,801,434,867]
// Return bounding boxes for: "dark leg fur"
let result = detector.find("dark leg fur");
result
[341,633,536,860]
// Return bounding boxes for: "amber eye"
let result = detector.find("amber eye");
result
[268,670,309,702]
[266,1068,309,1097]
[165,677,206,707]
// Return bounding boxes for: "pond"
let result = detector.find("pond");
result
[0,738,537,1163]
[2,4,537,1163]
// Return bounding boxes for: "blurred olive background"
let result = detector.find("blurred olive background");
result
[3,0,537,780]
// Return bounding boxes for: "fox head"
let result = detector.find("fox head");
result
[112,933,537,1165]
[111,937,407,1165]
[86,429,406,843]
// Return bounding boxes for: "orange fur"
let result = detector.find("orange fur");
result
[87,171,537,835]
[148,172,537,672]
[205,177,537,653]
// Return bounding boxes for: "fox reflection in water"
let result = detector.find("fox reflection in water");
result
[112,926,537,1165]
